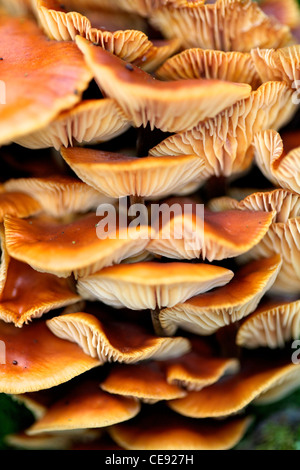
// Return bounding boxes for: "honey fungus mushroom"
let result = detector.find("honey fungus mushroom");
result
[76,37,252,133]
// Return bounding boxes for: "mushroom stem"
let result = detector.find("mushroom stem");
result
[151,308,167,337]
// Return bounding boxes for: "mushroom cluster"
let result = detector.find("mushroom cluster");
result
[1,0,300,451]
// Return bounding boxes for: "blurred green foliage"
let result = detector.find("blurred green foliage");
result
[0,394,34,450]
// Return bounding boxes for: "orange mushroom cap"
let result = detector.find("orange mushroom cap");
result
[149,0,291,51]
[76,36,252,133]
[46,310,191,363]
[61,147,204,199]
[4,213,152,279]
[76,261,234,310]
[109,405,252,450]
[13,99,131,150]
[26,380,141,435]
[0,319,100,394]
[0,15,92,146]
[159,256,282,336]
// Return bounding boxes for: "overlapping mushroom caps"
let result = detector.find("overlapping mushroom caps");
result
[75,36,252,132]
[2,0,300,452]
[33,0,181,71]
[0,14,92,146]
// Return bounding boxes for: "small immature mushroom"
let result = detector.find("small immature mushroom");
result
[149,0,291,51]
[109,405,252,450]
[34,0,180,71]
[147,198,275,261]
[150,82,295,181]
[169,355,300,418]
[236,298,300,349]
[159,255,282,336]
[4,213,152,279]
[76,261,234,310]
[46,310,191,363]
[4,176,114,218]
[13,99,131,151]
[0,15,92,146]
[156,48,261,89]
[26,380,141,435]
[253,129,300,194]
[100,362,187,402]
[76,36,252,133]
[0,319,100,394]
[60,147,204,199]
[0,258,80,327]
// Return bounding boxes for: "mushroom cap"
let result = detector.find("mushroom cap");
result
[159,255,282,336]
[4,213,152,279]
[13,99,131,150]
[0,319,100,394]
[0,258,80,327]
[100,362,187,402]
[0,14,92,146]
[147,199,275,261]
[34,0,180,70]
[76,261,234,310]
[236,298,300,349]
[46,311,191,363]
[61,147,204,199]
[149,0,291,51]
[26,380,141,434]
[254,129,300,194]
[251,45,300,89]
[0,190,41,223]
[109,405,252,450]
[156,48,261,89]
[169,355,300,418]
[150,82,295,181]
[76,36,252,132]
[165,346,240,392]
[3,176,114,218]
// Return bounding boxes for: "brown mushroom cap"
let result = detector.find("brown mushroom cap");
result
[3,176,114,218]
[169,355,300,418]
[109,405,252,450]
[100,362,187,402]
[61,147,204,199]
[156,48,261,89]
[150,82,295,181]
[76,36,252,133]
[46,310,191,363]
[0,319,100,394]
[159,255,282,336]
[76,261,234,310]
[254,129,300,194]
[149,0,291,51]
[236,298,300,349]
[0,258,80,327]
[13,99,131,150]
[26,380,141,435]
[4,213,152,279]
[0,15,92,146]
[147,199,275,262]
